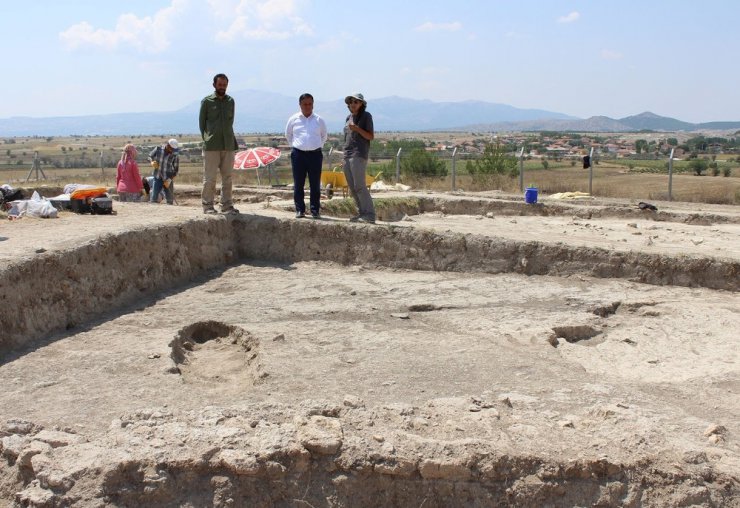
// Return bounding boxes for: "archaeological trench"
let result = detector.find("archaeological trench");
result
[0,189,738,507]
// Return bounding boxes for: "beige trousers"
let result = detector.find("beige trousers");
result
[201,150,235,210]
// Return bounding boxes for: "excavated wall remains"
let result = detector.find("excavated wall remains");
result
[1,212,737,357]
[4,403,737,507]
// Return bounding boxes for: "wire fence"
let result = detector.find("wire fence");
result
[4,140,739,204]
[322,146,740,203]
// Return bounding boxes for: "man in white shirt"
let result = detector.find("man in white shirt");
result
[285,93,328,218]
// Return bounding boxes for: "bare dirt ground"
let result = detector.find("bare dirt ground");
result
[0,186,738,507]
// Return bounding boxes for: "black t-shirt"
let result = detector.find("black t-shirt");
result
[343,110,373,159]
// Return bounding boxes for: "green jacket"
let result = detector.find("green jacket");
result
[199,93,238,151]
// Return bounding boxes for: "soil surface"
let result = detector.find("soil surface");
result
[0,186,738,507]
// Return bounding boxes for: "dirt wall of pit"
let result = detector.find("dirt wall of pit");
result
[366,196,740,225]
[235,216,737,290]
[0,219,238,356]
[1,215,737,358]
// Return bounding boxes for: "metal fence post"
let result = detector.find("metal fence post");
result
[588,147,594,196]
[395,148,402,183]
[668,148,674,201]
[518,147,525,192]
[451,147,457,191]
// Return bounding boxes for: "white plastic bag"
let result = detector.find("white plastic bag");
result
[8,191,58,218]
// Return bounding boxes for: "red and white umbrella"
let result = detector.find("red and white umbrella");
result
[233,147,281,170]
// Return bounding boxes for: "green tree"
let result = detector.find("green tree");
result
[465,160,475,175]
[686,136,708,152]
[469,141,518,178]
[688,158,708,176]
[635,139,648,154]
[400,149,447,179]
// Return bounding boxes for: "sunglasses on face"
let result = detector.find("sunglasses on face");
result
[350,99,362,105]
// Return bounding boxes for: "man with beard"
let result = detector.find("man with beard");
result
[199,73,239,214]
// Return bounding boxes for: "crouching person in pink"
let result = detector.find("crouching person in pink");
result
[116,144,143,202]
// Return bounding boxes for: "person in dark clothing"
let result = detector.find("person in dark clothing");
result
[343,92,375,223]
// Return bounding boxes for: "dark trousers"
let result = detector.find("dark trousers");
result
[290,148,323,215]
[150,176,174,204]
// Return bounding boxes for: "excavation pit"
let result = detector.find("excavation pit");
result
[0,192,738,506]
[169,321,261,388]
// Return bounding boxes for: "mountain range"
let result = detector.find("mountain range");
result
[1,90,739,136]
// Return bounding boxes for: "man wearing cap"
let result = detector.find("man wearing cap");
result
[199,73,239,215]
[148,138,179,205]
[285,93,327,218]
[343,92,376,223]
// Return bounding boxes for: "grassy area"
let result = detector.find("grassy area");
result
[607,158,737,176]
[363,156,740,204]
[521,164,739,204]
[384,164,739,204]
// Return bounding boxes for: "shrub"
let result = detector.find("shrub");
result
[468,142,517,178]
[689,158,708,176]
[400,149,447,179]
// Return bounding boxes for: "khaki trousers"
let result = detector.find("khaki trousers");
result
[201,150,235,210]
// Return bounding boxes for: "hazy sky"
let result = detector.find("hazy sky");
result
[2,0,737,123]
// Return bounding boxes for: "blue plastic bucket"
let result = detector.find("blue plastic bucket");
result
[525,187,538,204]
